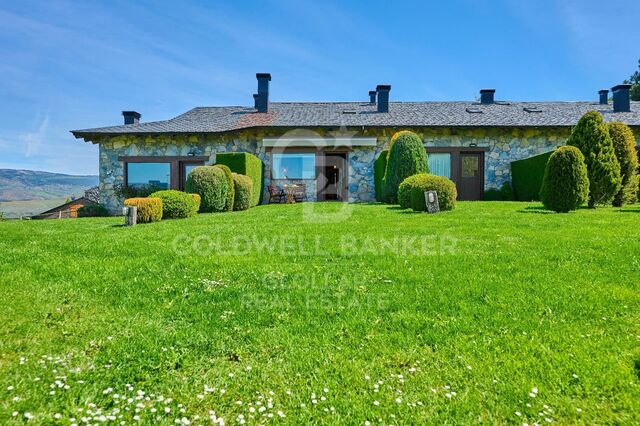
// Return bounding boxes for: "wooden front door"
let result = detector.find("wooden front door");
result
[458,152,484,200]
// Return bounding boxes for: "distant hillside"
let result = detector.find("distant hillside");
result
[0,169,98,202]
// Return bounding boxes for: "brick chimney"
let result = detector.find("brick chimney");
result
[480,89,495,104]
[611,84,631,112]
[376,85,391,113]
[122,111,141,125]
[255,73,271,113]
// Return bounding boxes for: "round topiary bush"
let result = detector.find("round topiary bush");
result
[214,164,235,212]
[539,146,589,213]
[609,122,639,206]
[567,111,621,207]
[77,204,109,217]
[184,166,229,213]
[383,131,429,204]
[231,173,253,211]
[124,197,163,223]
[148,190,199,219]
[398,173,457,211]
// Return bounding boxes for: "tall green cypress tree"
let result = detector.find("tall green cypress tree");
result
[567,111,621,207]
[382,131,429,204]
[609,122,639,206]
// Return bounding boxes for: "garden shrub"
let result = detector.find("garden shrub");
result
[374,150,388,202]
[215,152,264,206]
[190,193,202,211]
[398,173,457,211]
[510,151,553,201]
[184,166,229,212]
[214,164,235,212]
[567,111,621,207]
[148,190,199,219]
[113,183,164,199]
[483,182,515,201]
[124,197,163,223]
[539,146,589,213]
[77,204,110,217]
[231,173,253,211]
[383,131,429,204]
[609,122,639,206]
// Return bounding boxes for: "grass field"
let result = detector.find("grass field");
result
[1,202,639,424]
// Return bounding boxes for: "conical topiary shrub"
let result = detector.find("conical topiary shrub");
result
[609,122,639,206]
[540,146,589,212]
[566,111,621,207]
[382,131,429,204]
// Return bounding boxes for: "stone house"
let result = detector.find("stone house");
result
[72,74,640,212]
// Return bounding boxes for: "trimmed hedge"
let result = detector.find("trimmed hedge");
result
[511,151,553,201]
[609,122,639,206]
[567,111,621,207]
[149,190,199,219]
[77,204,109,217]
[124,197,163,223]
[184,166,229,212]
[383,131,429,204]
[398,173,457,212]
[214,164,234,212]
[374,150,388,202]
[540,146,589,213]
[216,152,264,206]
[232,173,253,211]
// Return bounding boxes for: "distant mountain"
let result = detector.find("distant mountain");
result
[0,169,98,202]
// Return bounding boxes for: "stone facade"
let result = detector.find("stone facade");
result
[96,126,637,211]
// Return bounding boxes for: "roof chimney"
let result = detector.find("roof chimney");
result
[369,90,377,104]
[480,89,495,104]
[122,111,141,125]
[611,84,631,112]
[598,89,609,105]
[376,85,391,113]
[255,73,271,113]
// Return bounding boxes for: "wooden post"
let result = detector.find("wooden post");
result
[123,206,137,226]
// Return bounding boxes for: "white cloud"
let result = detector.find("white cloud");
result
[24,113,49,157]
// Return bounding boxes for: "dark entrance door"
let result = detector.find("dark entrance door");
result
[458,152,484,200]
[317,153,348,201]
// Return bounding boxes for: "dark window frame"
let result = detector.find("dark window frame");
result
[119,156,208,191]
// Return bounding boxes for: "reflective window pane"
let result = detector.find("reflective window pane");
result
[272,153,316,179]
[461,156,479,178]
[127,163,170,189]
[428,153,451,179]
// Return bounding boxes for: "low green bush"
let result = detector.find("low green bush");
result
[184,166,229,213]
[483,182,515,201]
[216,152,264,206]
[383,131,429,204]
[124,197,163,223]
[149,190,199,219]
[190,194,202,212]
[77,204,110,217]
[540,146,589,213]
[214,164,234,212]
[232,173,253,211]
[374,150,388,202]
[511,151,553,201]
[113,183,165,199]
[398,173,457,212]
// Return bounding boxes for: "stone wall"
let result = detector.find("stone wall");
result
[96,126,599,211]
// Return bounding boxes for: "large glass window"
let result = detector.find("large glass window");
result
[272,153,316,179]
[126,163,170,189]
[428,153,451,179]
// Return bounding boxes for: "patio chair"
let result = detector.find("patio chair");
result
[268,185,286,203]
[293,184,307,202]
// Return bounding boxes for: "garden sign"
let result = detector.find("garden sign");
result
[424,190,440,214]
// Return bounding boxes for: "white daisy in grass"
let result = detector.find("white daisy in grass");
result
[373,401,380,406]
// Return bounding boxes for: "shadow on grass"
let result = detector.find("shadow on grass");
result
[517,205,555,215]
[619,208,640,213]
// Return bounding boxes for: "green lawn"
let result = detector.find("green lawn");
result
[1,202,639,424]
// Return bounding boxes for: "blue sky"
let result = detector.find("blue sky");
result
[0,0,638,175]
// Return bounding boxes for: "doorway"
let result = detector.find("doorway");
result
[317,153,348,201]
[457,152,484,200]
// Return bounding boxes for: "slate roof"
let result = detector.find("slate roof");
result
[72,101,640,141]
